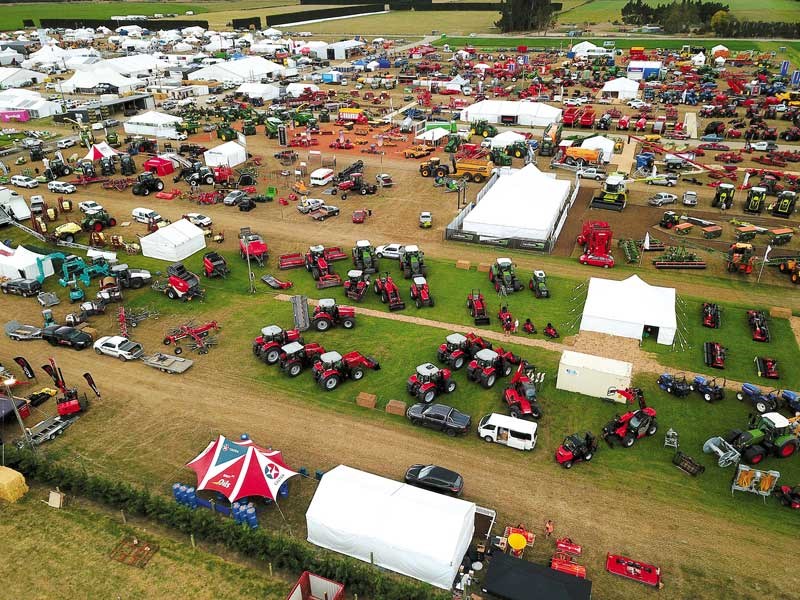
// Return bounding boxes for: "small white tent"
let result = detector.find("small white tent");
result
[236,82,279,100]
[124,110,183,138]
[489,130,525,149]
[140,220,206,262]
[306,465,474,590]
[0,243,53,280]
[204,141,247,167]
[580,275,677,345]
[571,41,598,56]
[580,136,615,163]
[601,77,639,100]
[460,100,561,128]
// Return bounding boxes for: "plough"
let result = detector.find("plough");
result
[102,178,137,191]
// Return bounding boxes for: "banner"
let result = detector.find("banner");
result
[13,357,35,379]
[83,373,101,398]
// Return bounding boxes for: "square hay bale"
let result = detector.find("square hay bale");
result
[477,262,491,272]
[770,307,792,319]
[356,392,377,409]
[385,399,407,416]
[456,260,472,270]
[0,467,28,503]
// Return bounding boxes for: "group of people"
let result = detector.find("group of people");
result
[499,309,559,339]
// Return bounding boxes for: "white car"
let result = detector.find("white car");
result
[10,175,39,188]
[93,336,144,361]
[648,192,678,206]
[627,99,649,109]
[184,212,212,227]
[775,104,788,113]
[751,141,778,152]
[48,181,77,194]
[79,200,104,214]
[91,122,105,131]
[57,138,76,149]
[297,198,324,214]
[132,207,162,223]
[168,132,188,141]
[20,137,42,149]
[375,243,404,259]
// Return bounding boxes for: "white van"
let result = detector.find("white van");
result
[477,413,538,451]
[309,168,334,186]
[132,207,162,223]
[0,187,31,221]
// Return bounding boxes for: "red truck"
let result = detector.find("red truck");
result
[563,107,581,127]
[579,108,596,128]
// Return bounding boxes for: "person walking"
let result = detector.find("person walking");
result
[544,519,554,538]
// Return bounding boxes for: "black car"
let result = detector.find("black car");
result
[406,403,471,436]
[1,278,42,297]
[41,325,92,350]
[404,464,464,496]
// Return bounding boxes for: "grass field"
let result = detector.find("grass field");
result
[556,0,800,24]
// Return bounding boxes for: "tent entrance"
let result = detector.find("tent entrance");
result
[500,115,517,125]
[643,325,659,340]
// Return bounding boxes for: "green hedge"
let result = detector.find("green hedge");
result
[6,449,449,600]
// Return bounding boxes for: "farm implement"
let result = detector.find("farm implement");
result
[755,357,780,379]
[601,388,657,448]
[692,376,725,402]
[163,321,220,354]
[406,363,457,403]
[555,433,598,469]
[605,554,662,589]
[503,360,543,419]
[202,252,229,278]
[278,245,346,289]
[466,290,490,325]
[704,412,799,466]
[652,247,706,269]
[466,347,520,389]
[311,299,356,331]
[747,310,770,342]
[702,303,720,328]
[261,274,293,290]
[704,342,726,369]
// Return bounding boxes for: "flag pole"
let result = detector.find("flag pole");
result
[757,244,771,283]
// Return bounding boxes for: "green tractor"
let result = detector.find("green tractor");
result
[106,131,120,147]
[293,112,317,127]
[470,119,498,138]
[81,210,117,232]
[399,245,427,278]
[489,149,512,166]
[444,134,462,154]
[217,124,237,141]
[488,258,524,293]
[716,412,799,464]
[506,140,530,159]
[264,117,282,138]
[241,119,257,136]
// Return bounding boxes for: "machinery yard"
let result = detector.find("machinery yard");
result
[1,8,800,600]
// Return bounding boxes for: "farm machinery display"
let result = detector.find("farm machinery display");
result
[409,276,434,308]
[702,303,721,328]
[577,221,615,268]
[399,245,427,278]
[311,299,356,331]
[489,258,524,293]
[703,342,727,369]
[711,182,735,209]
[590,175,627,211]
[312,350,380,391]
[466,347,520,389]
[110,264,152,290]
[466,290,490,325]
[776,484,800,509]
[373,272,406,311]
[601,388,658,448]
[344,270,370,302]
[529,270,549,298]
[406,363,457,403]
[436,332,493,370]
[278,341,326,377]
[131,172,165,196]
[153,263,204,301]
[743,186,767,214]
[727,243,755,274]
[279,246,347,289]
[502,360,542,419]
[692,375,726,402]
[735,383,800,414]
[704,412,799,465]
[239,232,269,267]
[253,325,303,364]
[555,432,599,469]
[352,240,379,274]
[772,190,797,218]
[747,310,770,342]
[163,320,220,354]
[606,554,662,589]
[755,356,780,379]
[202,252,230,278]
[80,210,117,232]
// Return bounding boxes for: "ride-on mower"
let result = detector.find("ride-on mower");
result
[692,375,725,402]
[202,252,229,278]
[278,341,325,377]
[502,360,543,419]
[656,372,692,398]
[703,342,726,369]
[702,303,720,328]
[756,357,779,379]
[406,363,457,403]
[489,258,524,293]
[555,432,599,469]
[311,299,356,331]
[601,387,658,448]
[409,276,434,308]
[373,272,405,311]
[312,350,380,391]
[344,270,370,302]
[466,348,519,389]
[747,310,770,342]
[466,290,490,325]
[252,325,303,364]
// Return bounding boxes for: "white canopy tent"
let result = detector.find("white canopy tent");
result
[461,163,572,243]
[580,136,615,163]
[124,110,183,138]
[460,100,561,128]
[0,243,53,280]
[601,77,639,100]
[580,275,677,345]
[306,465,474,590]
[571,41,599,56]
[60,67,139,93]
[236,82,279,100]
[414,128,449,143]
[140,220,206,262]
[0,48,22,66]
[190,56,283,83]
[204,141,247,167]
[285,82,319,97]
[489,130,525,149]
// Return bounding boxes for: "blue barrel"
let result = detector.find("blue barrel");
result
[172,483,181,501]
[186,487,198,508]
[246,507,258,529]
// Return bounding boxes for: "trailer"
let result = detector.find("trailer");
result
[142,352,194,374]
[17,415,75,447]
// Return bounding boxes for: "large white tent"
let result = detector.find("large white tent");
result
[460,100,561,128]
[0,67,45,88]
[0,243,53,280]
[236,82,279,100]
[489,130,526,149]
[124,110,183,138]
[580,275,677,345]
[460,163,572,245]
[140,220,206,261]
[204,141,247,167]
[601,77,639,100]
[306,465,474,590]
[0,89,62,118]
[60,67,139,93]
[0,48,23,66]
[190,56,283,83]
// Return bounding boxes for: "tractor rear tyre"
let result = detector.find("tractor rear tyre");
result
[778,441,797,458]
[755,399,773,414]
[622,435,635,448]
[142,188,150,196]
[156,181,164,191]
[481,374,496,389]
[420,389,435,403]
[743,445,765,464]
[341,317,355,329]
[647,420,658,436]
[435,167,447,178]
[265,348,280,364]
[314,318,330,332]
[322,375,339,391]
[451,356,465,370]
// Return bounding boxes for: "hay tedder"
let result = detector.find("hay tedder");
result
[163,320,220,354]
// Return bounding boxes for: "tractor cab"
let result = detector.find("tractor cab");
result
[260,325,285,343]
[347,269,365,286]
[419,211,432,228]
[445,333,467,352]
[309,245,325,260]
[413,276,427,287]
[320,350,343,371]
[757,412,791,437]
[415,362,440,384]
[474,348,499,369]
[281,341,305,360]
[317,298,338,316]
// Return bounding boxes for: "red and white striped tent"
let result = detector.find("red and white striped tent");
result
[82,141,119,161]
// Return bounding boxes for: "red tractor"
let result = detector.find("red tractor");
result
[406,363,457,403]
[252,325,303,364]
[278,341,325,377]
[466,348,519,389]
[466,289,490,325]
[555,432,599,469]
[202,251,230,278]
[577,221,614,268]
[409,276,434,308]
[306,245,342,289]
[373,272,406,311]
[502,360,542,419]
[601,388,658,448]
[311,298,356,331]
[239,232,269,267]
[344,269,370,302]
[776,485,800,510]
[437,332,493,370]
[312,350,380,391]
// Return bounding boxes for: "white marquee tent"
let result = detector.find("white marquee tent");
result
[580,135,615,163]
[236,82,279,100]
[580,275,677,345]
[0,67,46,88]
[0,47,22,66]
[190,56,283,83]
[460,100,562,128]
[461,163,572,243]
[60,67,139,93]
[306,465,474,590]
[124,110,183,138]
[140,219,206,261]
[0,243,54,280]
[489,130,525,149]
[204,141,247,167]
[286,82,319,97]
[601,77,639,100]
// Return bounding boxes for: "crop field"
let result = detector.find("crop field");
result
[557,0,800,24]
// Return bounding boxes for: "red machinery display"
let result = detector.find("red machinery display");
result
[601,388,658,447]
[409,276,433,308]
[776,484,800,509]
[577,221,615,268]
[278,341,326,377]
[312,350,380,391]
[162,320,220,354]
[40,358,91,418]
[344,269,370,302]
[406,363,457,403]
[436,332,492,370]
[702,302,721,328]
[605,554,662,588]
[373,272,406,311]
[704,342,727,369]
[253,325,303,364]
[202,251,230,278]
[239,233,269,267]
[550,537,587,579]
[747,310,771,342]
[756,357,780,379]
[311,299,356,331]
[502,360,542,419]
[466,289,490,325]
[158,263,204,301]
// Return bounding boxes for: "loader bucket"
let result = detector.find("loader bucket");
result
[474,315,491,326]
[389,298,406,311]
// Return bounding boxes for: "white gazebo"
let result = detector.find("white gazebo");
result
[601,77,640,100]
[124,111,183,138]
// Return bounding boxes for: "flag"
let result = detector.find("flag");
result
[13,357,35,379]
[83,373,101,398]
[764,244,772,262]
[643,232,651,251]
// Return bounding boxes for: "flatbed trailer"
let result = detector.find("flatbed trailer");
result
[17,415,75,447]
[142,353,194,374]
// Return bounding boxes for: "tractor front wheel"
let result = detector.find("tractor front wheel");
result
[420,389,435,403]
[647,420,658,436]
[704,393,713,402]
[452,356,465,370]
[109,218,117,227]
[446,381,457,393]
[562,461,573,469]
[584,452,594,461]
[322,375,339,390]
[341,318,355,329]
[622,435,635,448]
[286,363,302,377]
[174,347,183,355]
[156,181,164,191]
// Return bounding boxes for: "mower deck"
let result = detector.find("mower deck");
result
[605,553,662,588]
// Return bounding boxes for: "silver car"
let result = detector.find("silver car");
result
[648,192,678,206]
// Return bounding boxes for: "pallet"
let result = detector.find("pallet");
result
[110,536,159,568]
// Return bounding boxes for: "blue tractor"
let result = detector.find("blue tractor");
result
[735,383,800,414]
[656,373,692,398]
[691,376,725,402]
